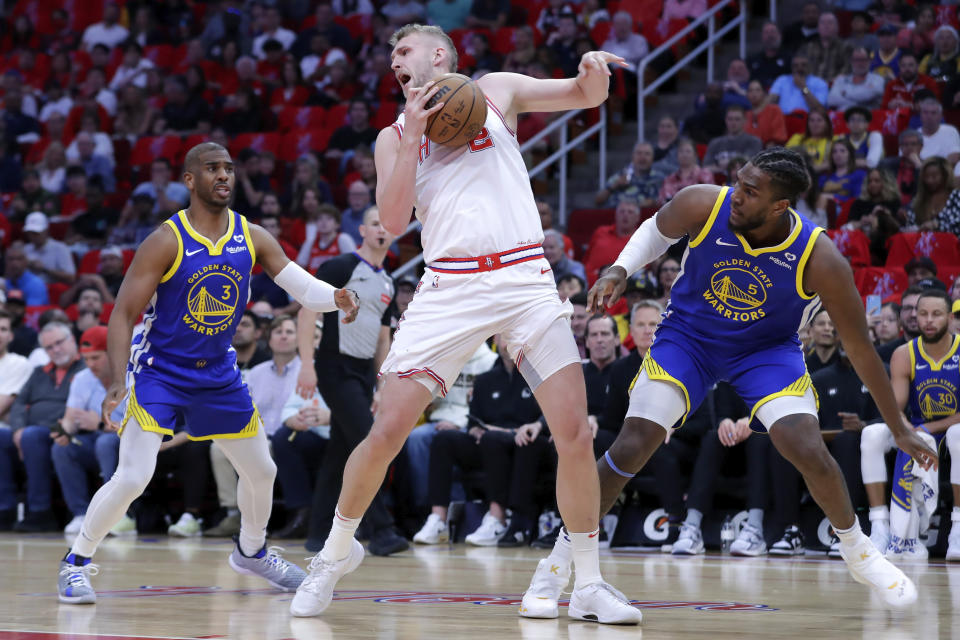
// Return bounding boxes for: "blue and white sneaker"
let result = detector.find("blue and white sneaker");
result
[228,543,307,592]
[58,554,98,604]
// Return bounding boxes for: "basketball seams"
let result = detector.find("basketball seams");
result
[427,77,472,145]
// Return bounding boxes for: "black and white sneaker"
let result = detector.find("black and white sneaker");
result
[498,521,531,548]
[769,525,805,556]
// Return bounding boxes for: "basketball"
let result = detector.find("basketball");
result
[424,73,488,148]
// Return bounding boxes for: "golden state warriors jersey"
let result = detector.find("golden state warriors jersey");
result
[661,186,824,349]
[906,335,960,427]
[129,209,255,385]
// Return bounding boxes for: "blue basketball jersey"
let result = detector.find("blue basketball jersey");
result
[129,209,255,386]
[906,335,960,428]
[660,186,824,350]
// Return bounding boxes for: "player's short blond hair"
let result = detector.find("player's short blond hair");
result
[389,24,458,72]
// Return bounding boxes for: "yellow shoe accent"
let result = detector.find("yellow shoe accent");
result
[887,582,899,589]
[549,564,559,575]
[860,551,870,561]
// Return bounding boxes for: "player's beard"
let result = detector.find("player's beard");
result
[727,214,764,233]
[922,324,949,344]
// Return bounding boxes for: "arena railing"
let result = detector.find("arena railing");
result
[637,0,749,141]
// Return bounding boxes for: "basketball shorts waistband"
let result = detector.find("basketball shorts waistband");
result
[427,244,544,274]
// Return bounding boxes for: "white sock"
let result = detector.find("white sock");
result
[684,509,703,528]
[320,507,361,563]
[569,528,602,589]
[953,507,960,522]
[549,526,573,565]
[869,505,890,524]
[834,518,864,546]
[747,508,764,530]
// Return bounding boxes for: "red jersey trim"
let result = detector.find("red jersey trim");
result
[485,97,515,137]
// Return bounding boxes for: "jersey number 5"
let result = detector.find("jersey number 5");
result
[468,127,494,153]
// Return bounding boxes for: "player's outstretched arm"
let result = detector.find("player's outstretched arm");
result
[249,223,359,322]
[806,236,939,470]
[375,81,444,236]
[587,185,721,312]
[102,225,178,429]
[479,51,627,119]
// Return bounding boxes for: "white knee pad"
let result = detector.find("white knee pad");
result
[860,422,895,485]
[625,369,687,431]
[946,424,960,486]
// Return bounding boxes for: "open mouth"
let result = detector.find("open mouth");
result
[398,72,412,88]
[215,185,231,197]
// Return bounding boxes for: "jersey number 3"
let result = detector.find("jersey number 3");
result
[468,127,494,153]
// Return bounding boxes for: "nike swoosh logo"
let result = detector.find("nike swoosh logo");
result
[541,267,552,274]
[185,248,204,257]
[588,531,599,538]
[916,365,928,369]
[715,238,738,247]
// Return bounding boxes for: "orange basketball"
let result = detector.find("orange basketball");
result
[423,73,488,148]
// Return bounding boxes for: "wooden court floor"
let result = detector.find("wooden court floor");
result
[2,533,958,640]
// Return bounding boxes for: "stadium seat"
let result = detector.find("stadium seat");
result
[827,228,871,268]
[143,44,178,70]
[325,103,350,129]
[784,111,807,138]
[372,101,400,129]
[230,132,282,158]
[130,136,183,168]
[567,208,615,261]
[280,129,333,163]
[854,267,909,300]
[885,231,960,269]
[277,106,327,132]
[78,249,135,275]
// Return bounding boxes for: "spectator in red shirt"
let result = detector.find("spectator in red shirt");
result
[583,199,642,285]
[881,51,939,110]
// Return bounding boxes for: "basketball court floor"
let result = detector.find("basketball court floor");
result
[2,533,958,639]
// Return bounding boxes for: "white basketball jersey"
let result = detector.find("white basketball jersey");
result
[391,97,543,263]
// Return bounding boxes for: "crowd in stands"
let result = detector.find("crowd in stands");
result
[1,1,959,557]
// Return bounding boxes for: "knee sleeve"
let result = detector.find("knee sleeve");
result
[626,370,687,431]
[860,423,894,485]
[947,425,960,486]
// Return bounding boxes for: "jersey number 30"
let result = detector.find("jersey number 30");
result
[468,127,494,153]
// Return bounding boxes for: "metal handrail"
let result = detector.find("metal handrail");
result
[637,0,747,140]
[392,105,608,278]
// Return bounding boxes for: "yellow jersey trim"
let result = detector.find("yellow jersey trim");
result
[916,334,960,371]
[160,220,184,283]
[240,215,256,266]
[908,341,917,382]
[749,373,818,424]
[794,226,824,300]
[186,406,261,441]
[177,209,236,256]
[641,356,691,426]
[736,210,804,257]
[689,186,729,248]
[120,382,174,437]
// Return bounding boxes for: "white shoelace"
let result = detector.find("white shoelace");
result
[301,553,340,593]
[60,563,99,588]
[261,546,291,574]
